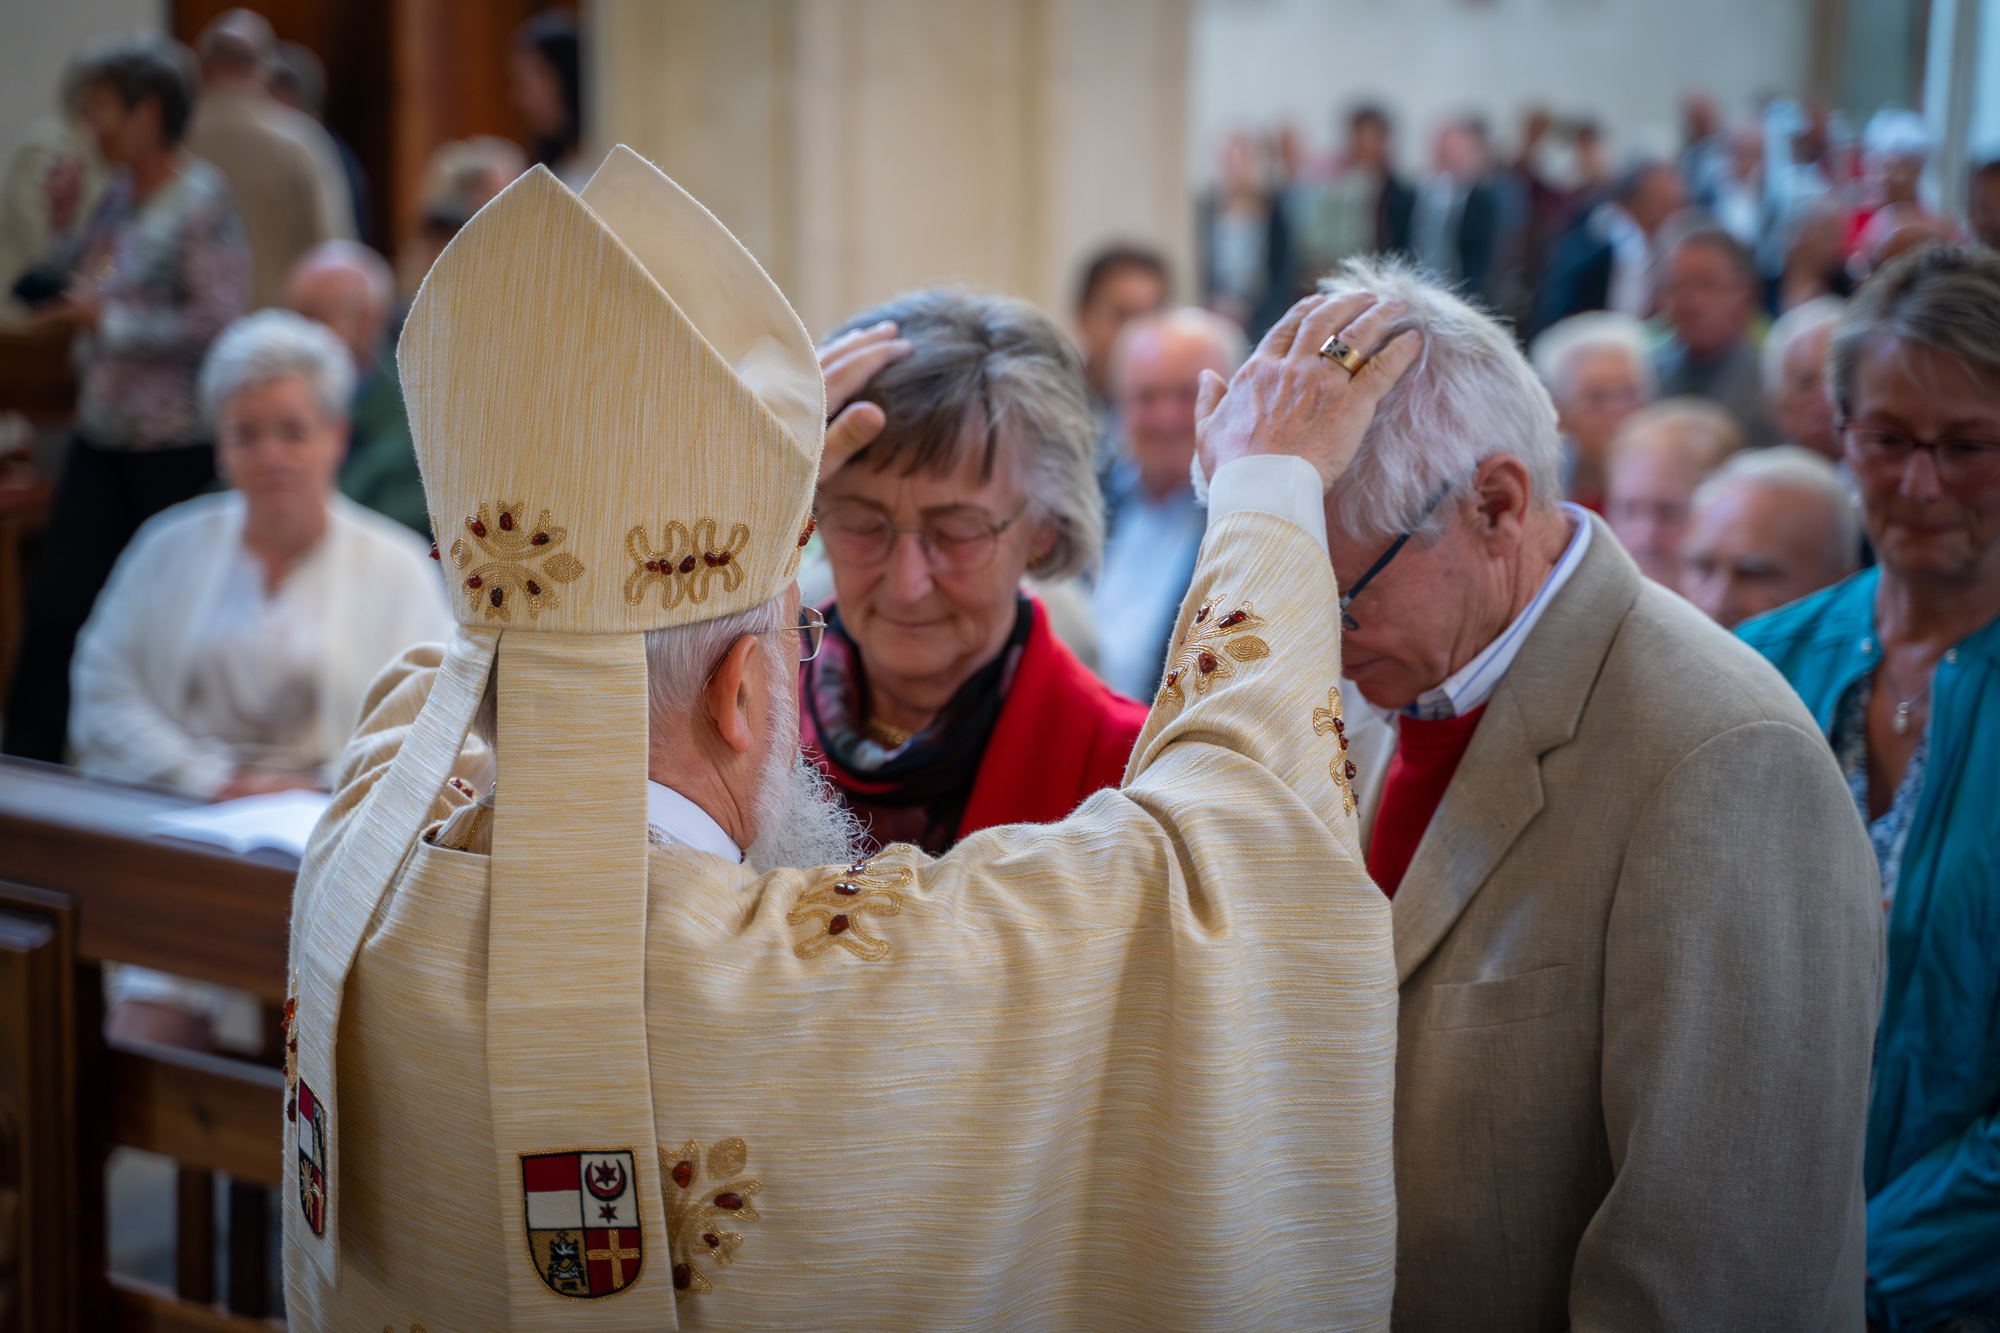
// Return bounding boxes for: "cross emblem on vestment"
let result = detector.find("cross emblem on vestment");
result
[589,1230,641,1287]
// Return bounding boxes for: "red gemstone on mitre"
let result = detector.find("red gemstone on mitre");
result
[468,518,486,537]
[679,555,698,574]
[828,914,850,935]
[672,1160,693,1187]
[286,1094,297,1122]
[1332,716,1345,735]
[703,1233,720,1248]
[525,580,542,596]
[532,531,550,545]
[715,550,731,566]
[428,543,439,560]
[498,511,514,531]
[714,1192,744,1210]
[1197,650,1218,673]
[703,551,721,567]
[672,1264,692,1290]
[489,587,504,607]
[1217,609,1248,629]
[833,881,859,896]
[465,575,482,589]
[1164,669,1181,688]
[798,517,817,546]
[1344,760,1357,781]
[1195,604,1210,623]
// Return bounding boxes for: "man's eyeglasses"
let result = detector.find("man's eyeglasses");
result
[816,501,1028,574]
[1339,478,1461,632]
[782,607,827,663]
[1842,422,2000,486]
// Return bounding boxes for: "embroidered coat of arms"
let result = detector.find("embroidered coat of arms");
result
[520,1150,644,1298]
[295,1080,327,1236]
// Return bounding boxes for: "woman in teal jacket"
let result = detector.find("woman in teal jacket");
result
[1739,246,2000,1331]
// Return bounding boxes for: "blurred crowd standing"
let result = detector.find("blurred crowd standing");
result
[3,11,2000,1326]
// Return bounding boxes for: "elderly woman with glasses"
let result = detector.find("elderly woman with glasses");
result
[1739,246,2000,1333]
[804,291,1147,854]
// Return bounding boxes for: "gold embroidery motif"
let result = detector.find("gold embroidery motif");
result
[625,519,751,609]
[788,857,910,961]
[448,502,586,622]
[662,1137,761,1301]
[1155,600,1272,708]
[1313,685,1359,816]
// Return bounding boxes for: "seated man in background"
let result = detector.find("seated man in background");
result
[1765,295,1846,463]
[1306,256,1879,1329]
[1529,310,1656,513]
[1681,445,1860,628]
[286,240,426,535]
[1092,307,1246,700]
[1655,224,1776,448]
[69,309,449,799]
[1604,396,1741,587]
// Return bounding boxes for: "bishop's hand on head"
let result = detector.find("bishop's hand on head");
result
[1195,290,1423,491]
[817,320,915,482]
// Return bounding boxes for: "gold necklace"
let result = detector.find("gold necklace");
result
[864,718,914,749]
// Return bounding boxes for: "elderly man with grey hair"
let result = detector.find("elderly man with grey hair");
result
[1264,257,1882,1329]
[1682,445,1861,628]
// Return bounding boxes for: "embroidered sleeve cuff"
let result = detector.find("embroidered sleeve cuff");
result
[1202,455,1328,548]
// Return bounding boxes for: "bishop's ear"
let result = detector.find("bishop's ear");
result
[704,634,762,754]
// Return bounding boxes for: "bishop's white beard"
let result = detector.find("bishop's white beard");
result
[743,672,866,875]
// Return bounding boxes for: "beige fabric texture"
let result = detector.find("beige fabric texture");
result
[1367,517,1884,1332]
[283,510,1399,1331]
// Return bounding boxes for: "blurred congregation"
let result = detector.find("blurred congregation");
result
[1,0,1998,1326]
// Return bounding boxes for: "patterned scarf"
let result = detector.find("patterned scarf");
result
[801,597,1030,855]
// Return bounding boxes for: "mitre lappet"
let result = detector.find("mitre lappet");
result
[285,145,823,1329]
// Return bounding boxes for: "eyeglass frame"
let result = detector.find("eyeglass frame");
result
[1838,418,2000,485]
[812,498,1031,574]
[704,607,827,689]
[1338,476,1463,633]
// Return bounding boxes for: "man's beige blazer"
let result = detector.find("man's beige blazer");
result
[1366,518,1883,1332]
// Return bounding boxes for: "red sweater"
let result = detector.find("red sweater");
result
[957,599,1149,837]
[1366,706,1487,897]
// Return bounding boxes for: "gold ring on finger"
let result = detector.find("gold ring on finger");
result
[1318,335,1367,375]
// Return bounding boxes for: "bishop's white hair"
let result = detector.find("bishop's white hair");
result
[642,594,791,727]
[1318,257,1564,546]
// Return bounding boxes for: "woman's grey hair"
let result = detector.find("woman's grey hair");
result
[1828,245,2000,419]
[1319,256,1564,546]
[471,594,792,755]
[1529,311,1657,406]
[1692,445,1861,574]
[1761,295,1845,399]
[825,289,1103,580]
[198,309,355,427]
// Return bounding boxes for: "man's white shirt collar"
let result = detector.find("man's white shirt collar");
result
[646,779,743,863]
[1402,504,1592,721]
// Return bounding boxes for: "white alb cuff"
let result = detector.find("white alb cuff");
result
[1200,454,1327,549]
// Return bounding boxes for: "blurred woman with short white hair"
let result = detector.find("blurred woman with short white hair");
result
[1529,310,1657,514]
[70,308,451,799]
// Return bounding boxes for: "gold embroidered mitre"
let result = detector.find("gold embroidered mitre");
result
[287,147,821,1330]
[402,147,824,628]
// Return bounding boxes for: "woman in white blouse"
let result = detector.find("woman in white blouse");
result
[70,308,451,800]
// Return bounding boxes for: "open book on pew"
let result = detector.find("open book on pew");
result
[147,788,333,859]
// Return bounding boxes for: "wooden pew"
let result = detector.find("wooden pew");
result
[0,756,293,1331]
